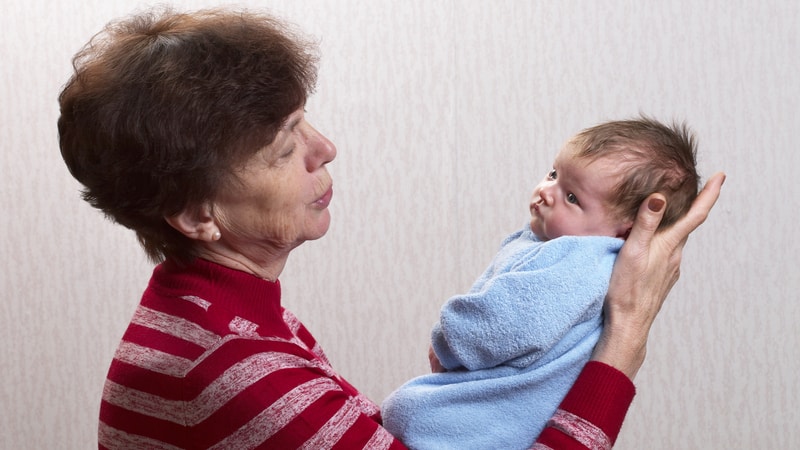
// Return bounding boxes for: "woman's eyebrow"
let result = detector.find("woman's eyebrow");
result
[281,112,303,132]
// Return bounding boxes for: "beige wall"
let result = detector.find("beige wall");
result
[2,0,797,448]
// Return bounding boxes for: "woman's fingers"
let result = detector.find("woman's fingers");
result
[618,171,726,298]
[593,172,725,379]
[661,172,726,249]
[621,193,667,262]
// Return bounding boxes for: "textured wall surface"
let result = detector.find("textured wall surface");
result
[1,1,797,448]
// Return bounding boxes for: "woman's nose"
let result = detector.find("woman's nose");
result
[314,130,337,164]
[304,123,337,169]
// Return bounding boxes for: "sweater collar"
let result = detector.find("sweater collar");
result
[151,257,282,324]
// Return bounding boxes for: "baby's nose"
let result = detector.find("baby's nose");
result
[539,185,554,204]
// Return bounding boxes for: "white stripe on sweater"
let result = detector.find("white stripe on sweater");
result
[299,396,362,450]
[98,421,183,450]
[208,377,340,449]
[546,408,611,450]
[179,295,211,310]
[131,306,220,348]
[364,426,396,450]
[113,341,194,377]
[103,352,329,425]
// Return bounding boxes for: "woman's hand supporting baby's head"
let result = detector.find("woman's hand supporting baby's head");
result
[591,172,725,380]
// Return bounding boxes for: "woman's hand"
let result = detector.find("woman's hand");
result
[429,345,446,373]
[592,172,726,380]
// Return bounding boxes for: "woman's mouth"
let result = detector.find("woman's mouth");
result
[314,187,333,208]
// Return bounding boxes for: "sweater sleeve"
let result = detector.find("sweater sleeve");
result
[534,361,636,449]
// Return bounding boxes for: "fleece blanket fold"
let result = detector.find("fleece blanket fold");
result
[382,226,623,450]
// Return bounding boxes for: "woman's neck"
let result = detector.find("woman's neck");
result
[194,245,288,281]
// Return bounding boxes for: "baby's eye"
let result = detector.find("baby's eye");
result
[566,193,579,204]
[548,169,557,180]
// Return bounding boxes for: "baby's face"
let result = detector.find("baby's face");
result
[529,143,632,241]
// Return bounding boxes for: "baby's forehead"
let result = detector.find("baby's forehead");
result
[556,145,622,171]
[565,152,629,196]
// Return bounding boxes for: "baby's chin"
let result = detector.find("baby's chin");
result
[528,220,551,241]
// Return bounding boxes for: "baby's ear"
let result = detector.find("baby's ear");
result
[616,221,633,240]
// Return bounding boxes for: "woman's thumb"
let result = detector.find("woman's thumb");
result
[628,194,666,245]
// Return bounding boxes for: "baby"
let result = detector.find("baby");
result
[382,116,700,450]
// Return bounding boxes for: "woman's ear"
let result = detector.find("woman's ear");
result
[164,203,220,242]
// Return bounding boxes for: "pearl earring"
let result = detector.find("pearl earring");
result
[212,231,222,241]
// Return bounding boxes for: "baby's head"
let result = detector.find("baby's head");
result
[529,116,699,241]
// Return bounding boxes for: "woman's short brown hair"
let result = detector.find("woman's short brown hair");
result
[571,116,700,230]
[58,7,318,263]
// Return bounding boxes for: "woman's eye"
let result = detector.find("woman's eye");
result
[566,193,579,204]
[548,169,557,180]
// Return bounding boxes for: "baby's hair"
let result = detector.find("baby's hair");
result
[571,116,699,229]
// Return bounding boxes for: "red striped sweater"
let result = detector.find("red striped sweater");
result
[99,258,634,449]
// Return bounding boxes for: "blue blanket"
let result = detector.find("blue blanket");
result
[382,227,623,450]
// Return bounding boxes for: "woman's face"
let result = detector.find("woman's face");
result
[212,108,337,259]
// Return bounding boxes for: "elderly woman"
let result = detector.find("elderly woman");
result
[58,8,724,450]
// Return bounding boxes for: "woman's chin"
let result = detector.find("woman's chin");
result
[309,215,332,241]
